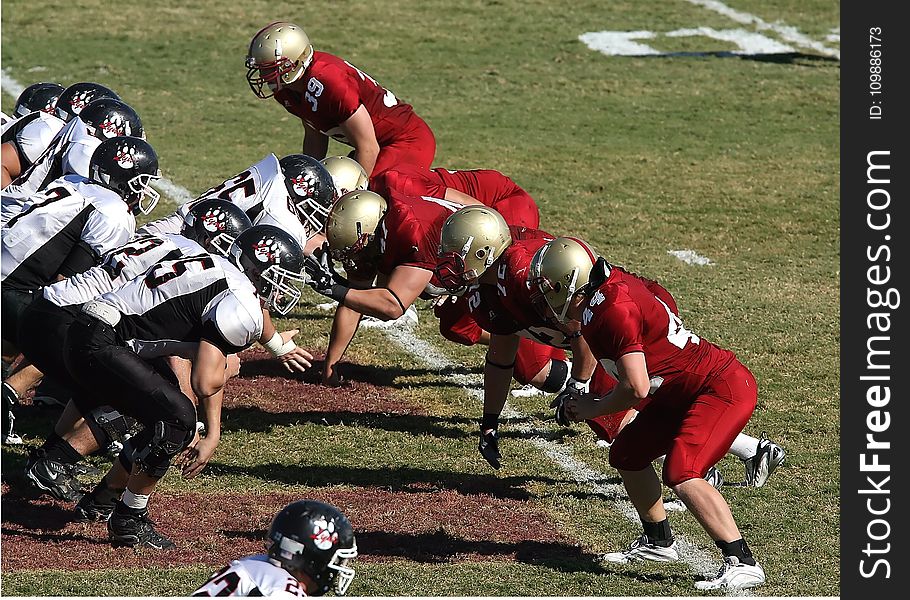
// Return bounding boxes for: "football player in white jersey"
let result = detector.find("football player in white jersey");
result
[194,500,357,597]
[59,225,306,549]
[2,82,115,189]
[2,83,66,185]
[2,97,143,215]
[15,200,257,505]
[0,136,159,444]
[138,152,336,253]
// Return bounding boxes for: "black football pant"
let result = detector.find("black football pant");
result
[63,313,197,475]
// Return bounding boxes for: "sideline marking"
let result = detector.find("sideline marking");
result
[669,249,715,266]
[2,68,193,207]
[581,1,838,59]
[381,326,723,583]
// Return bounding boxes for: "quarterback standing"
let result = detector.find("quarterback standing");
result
[245,22,436,180]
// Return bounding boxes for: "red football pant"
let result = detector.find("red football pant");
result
[370,117,436,180]
[607,360,758,486]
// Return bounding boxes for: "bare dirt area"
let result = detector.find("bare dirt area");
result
[1,487,582,572]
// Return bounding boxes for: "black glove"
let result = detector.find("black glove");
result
[550,377,589,427]
[478,428,501,470]
[304,244,349,302]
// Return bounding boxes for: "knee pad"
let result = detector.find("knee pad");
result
[85,406,142,455]
[133,420,194,478]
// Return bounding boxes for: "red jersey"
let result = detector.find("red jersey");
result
[464,229,572,348]
[376,191,462,277]
[580,267,736,402]
[275,52,423,147]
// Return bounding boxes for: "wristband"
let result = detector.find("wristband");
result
[262,332,297,357]
[328,283,350,303]
[566,377,590,394]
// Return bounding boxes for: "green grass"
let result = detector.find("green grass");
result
[2,0,839,596]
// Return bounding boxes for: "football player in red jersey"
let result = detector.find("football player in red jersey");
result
[371,163,540,229]
[303,192,569,395]
[531,237,767,591]
[246,22,436,181]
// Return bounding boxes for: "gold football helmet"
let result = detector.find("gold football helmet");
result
[246,22,314,98]
[325,190,388,265]
[435,206,512,292]
[321,156,369,196]
[528,237,600,322]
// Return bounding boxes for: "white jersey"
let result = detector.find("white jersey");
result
[138,154,310,247]
[193,555,307,597]
[1,111,67,169]
[43,233,203,308]
[97,253,262,359]
[1,175,135,290]
[3,118,99,202]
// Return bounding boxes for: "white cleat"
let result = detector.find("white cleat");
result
[315,301,339,312]
[695,556,766,591]
[359,304,419,329]
[510,384,548,398]
[704,466,724,490]
[601,535,679,564]
[743,434,785,487]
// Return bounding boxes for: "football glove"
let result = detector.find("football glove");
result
[478,428,501,470]
[303,244,349,302]
[550,377,589,426]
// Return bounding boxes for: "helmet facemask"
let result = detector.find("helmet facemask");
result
[261,264,306,315]
[127,172,161,215]
[435,235,495,293]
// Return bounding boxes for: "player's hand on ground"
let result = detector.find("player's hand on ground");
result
[562,393,601,422]
[321,362,342,387]
[478,428,501,469]
[225,353,242,379]
[274,329,312,373]
[180,434,220,479]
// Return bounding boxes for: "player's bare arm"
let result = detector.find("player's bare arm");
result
[1,142,22,187]
[339,105,380,176]
[569,333,598,382]
[443,187,483,206]
[566,351,649,421]
[302,121,329,160]
[340,265,430,321]
[182,339,227,479]
[483,333,520,423]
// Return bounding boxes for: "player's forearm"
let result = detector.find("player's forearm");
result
[482,361,513,419]
[342,287,405,320]
[325,304,362,369]
[195,388,224,441]
[569,335,598,381]
[596,380,643,416]
[302,128,329,159]
[353,142,380,177]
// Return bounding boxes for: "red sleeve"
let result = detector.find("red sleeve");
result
[583,299,645,360]
[378,206,433,274]
[318,65,361,123]
[372,165,443,198]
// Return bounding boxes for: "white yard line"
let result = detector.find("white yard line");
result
[685,0,840,58]
[382,326,726,585]
[668,249,715,266]
[3,68,191,207]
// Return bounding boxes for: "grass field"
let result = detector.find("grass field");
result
[1,0,839,596]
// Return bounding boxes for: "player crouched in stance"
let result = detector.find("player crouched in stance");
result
[194,500,358,597]
[533,238,766,591]
[62,225,306,549]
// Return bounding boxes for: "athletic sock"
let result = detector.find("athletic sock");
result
[642,518,674,547]
[716,538,757,566]
[43,433,83,465]
[120,489,150,511]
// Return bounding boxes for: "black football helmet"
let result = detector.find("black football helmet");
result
[228,224,306,315]
[266,500,357,596]
[78,98,144,141]
[14,82,65,118]
[55,82,120,122]
[279,154,338,238]
[182,199,253,256]
[88,136,161,215]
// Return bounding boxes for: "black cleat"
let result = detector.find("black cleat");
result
[108,503,175,550]
[24,449,84,502]
[75,482,119,522]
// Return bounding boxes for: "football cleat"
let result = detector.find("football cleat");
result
[24,449,84,502]
[2,382,22,445]
[510,384,549,398]
[704,466,724,490]
[108,504,175,549]
[601,535,679,564]
[743,434,785,488]
[75,482,120,522]
[695,555,766,591]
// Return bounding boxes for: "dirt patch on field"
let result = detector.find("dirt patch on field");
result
[1,487,583,573]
